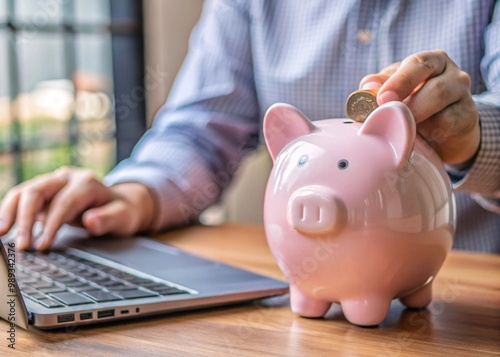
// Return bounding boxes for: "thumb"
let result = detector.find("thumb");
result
[82,200,139,236]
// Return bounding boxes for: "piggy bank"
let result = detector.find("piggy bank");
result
[263,102,455,326]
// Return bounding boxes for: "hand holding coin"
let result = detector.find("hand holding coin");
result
[345,88,379,122]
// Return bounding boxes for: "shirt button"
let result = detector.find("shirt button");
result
[356,29,372,44]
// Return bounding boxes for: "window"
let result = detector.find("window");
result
[0,0,146,198]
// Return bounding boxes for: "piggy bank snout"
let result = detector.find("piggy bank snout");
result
[288,187,345,235]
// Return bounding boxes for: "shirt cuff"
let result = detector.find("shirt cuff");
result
[449,101,500,213]
[451,105,500,196]
[445,160,474,184]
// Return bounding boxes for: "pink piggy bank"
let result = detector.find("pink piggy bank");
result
[263,102,455,326]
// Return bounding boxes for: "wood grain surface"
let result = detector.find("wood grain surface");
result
[2,224,499,356]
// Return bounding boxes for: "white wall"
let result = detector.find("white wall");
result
[143,0,203,125]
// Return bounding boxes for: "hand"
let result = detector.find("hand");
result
[359,50,480,165]
[0,167,156,250]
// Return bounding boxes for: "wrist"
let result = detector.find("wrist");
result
[110,182,157,233]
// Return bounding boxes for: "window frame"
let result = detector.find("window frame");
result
[0,0,146,187]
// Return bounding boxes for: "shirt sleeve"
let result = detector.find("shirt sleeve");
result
[104,0,260,231]
[450,2,500,212]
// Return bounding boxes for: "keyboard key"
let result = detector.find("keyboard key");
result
[20,287,39,295]
[156,287,188,296]
[121,275,149,284]
[15,271,30,278]
[78,271,99,278]
[64,280,88,288]
[25,270,41,278]
[83,290,122,302]
[101,267,124,275]
[113,289,158,299]
[37,298,64,308]
[140,282,166,290]
[50,292,94,306]
[85,275,109,284]
[99,279,123,288]
[38,285,67,294]
[36,266,54,274]
[44,271,69,280]
[25,292,47,300]
[71,284,101,293]
[29,281,54,289]
[54,275,79,284]
[107,283,137,292]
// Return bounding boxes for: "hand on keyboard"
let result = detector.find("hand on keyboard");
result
[0,167,156,250]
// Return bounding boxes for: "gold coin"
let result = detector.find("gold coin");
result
[345,88,379,122]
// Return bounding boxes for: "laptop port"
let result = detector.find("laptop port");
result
[97,309,115,319]
[57,314,75,323]
[80,312,93,321]
[120,310,129,315]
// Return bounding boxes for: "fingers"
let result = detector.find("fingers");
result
[358,50,479,164]
[359,62,400,90]
[378,50,449,104]
[36,171,113,250]
[403,68,471,123]
[0,167,147,251]
[0,173,68,249]
[0,167,115,250]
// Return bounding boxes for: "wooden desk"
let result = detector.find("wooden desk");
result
[2,224,499,356]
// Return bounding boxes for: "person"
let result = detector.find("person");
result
[1,0,499,252]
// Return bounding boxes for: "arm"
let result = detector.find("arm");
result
[104,0,260,230]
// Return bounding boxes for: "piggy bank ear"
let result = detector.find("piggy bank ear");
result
[264,103,316,161]
[357,102,416,170]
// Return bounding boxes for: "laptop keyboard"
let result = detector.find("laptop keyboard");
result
[16,251,190,308]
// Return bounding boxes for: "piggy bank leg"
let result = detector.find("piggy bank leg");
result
[399,283,432,309]
[289,285,331,318]
[341,297,392,326]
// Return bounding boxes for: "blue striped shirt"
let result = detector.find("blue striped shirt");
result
[106,0,500,252]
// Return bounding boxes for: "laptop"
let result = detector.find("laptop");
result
[0,225,288,330]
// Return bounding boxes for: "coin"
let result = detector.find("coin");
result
[345,88,379,122]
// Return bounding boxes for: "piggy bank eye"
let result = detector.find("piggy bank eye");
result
[297,154,309,167]
[338,159,349,170]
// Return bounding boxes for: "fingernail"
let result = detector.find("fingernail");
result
[378,90,399,104]
[362,81,382,90]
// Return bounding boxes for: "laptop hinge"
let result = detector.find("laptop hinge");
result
[0,241,30,329]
